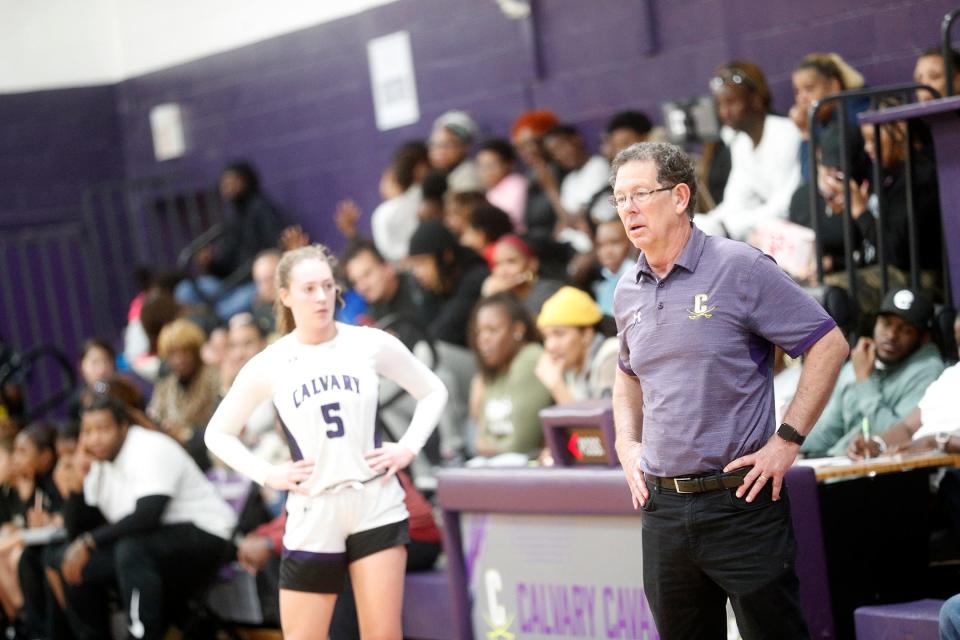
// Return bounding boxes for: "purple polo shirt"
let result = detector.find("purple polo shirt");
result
[614,226,835,477]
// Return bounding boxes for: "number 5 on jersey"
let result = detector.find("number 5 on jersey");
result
[321,402,345,438]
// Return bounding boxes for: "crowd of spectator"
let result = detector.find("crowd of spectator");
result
[0,43,957,640]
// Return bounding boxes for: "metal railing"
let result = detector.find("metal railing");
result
[0,177,222,418]
[806,83,941,318]
[81,177,223,335]
[941,8,960,97]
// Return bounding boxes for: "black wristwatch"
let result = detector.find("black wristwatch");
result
[776,422,805,446]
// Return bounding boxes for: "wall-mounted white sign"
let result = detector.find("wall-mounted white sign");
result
[149,103,186,161]
[366,30,420,131]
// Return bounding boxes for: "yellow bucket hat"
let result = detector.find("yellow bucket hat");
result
[537,286,603,328]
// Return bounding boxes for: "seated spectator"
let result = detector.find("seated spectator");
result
[0,435,23,634]
[442,190,487,239]
[469,294,552,461]
[10,423,63,639]
[405,223,486,459]
[371,141,430,263]
[460,203,515,267]
[942,594,960,640]
[175,161,284,321]
[51,422,79,501]
[429,110,481,193]
[342,239,435,343]
[201,325,228,368]
[11,424,61,520]
[591,219,635,316]
[510,109,563,235]
[476,139,528,230]
[220,315,278,462]
[219,316,282,474]
[77,375,153,432]
[802,288,944,457]
[695,61,802,241]
[914,46,960,102]
[127,287,181,382]
[534,287,619,403]
[406,220,489,347]
[786,54,869,277]
[788,52,866,180]
[417,170,448,222]
[55,395,236,640]
[587,111,655,225]
[847,362,959,458]
[542,124,609,251]
[820,99,944,311]
[250,248,281,337]
[0,436,22,530]
[147,319,220,461]
[67,339,117,419]
[789,124,862,275]
[481,235,565,317]
[346,238,475,465]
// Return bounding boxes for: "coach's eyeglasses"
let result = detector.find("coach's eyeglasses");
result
[609,186,673,210]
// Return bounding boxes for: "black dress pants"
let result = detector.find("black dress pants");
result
[641,481,809,640]
[56,524,232,640]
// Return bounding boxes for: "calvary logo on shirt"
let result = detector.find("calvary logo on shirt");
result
[687,293,717,320]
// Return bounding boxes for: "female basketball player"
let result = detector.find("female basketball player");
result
[205,244,448,640]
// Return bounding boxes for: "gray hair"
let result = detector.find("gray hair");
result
[609,142,698,218]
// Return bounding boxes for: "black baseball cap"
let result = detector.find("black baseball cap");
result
[877,288,933,331]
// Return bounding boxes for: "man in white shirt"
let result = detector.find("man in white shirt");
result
[847,363,959,458]
[56,395,237,640]
[541,124,609,252]
[695,61,802,241]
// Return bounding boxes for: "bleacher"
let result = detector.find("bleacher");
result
[3,2,960,640]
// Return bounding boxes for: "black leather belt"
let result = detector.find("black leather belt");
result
[646,467,750,494]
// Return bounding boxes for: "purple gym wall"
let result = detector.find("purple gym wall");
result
[0,85,123,409]
[113,0,959,246]
[0,0,957,376]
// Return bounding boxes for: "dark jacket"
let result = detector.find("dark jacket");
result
[209,194,283,279]
[427,250,489,347]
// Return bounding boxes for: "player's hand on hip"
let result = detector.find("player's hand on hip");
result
[724,436,799,502]
[365,443,415,482]
[616,442,649,510]
[264,459,315,494]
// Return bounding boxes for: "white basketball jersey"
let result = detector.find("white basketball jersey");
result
[263,324,389,493]
[206,321,446,495]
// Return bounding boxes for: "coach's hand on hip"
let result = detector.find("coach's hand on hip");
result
[724,436,800,503]
[617,441,649,509]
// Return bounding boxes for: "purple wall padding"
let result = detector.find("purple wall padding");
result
[438,466,833,640]
[785,464,835,640]
[403,570,457,640]
[853,599,943,639]
[0,85,123,228]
